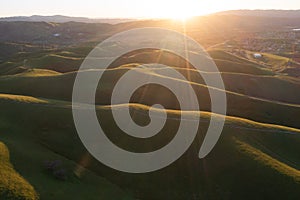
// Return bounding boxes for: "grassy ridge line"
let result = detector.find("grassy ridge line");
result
[1,69,300,129]
[1,93,299,135]
[116,63,274,76]
[0,64,295,87]
[101,103,300,134]
[128,49,264,67]
[46,54,84,60]
[3,65,298,107]
[125,66,300,107]
[3,61,297,104]
[128,65,297,90]
[0,53,84,74]
[234,138,300,183]
[0,94,48,104]
[0,48,273,76]
[6,59,269,76]
[113,49,273,75]
[1,93,300,199]
[11,69,62,77]
[0,141,38,200]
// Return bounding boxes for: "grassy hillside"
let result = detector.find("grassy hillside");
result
[0,94,134,200]
[0,94,300,199]
[0,43,94,75]
[0,61,299,129]
[229,50,300,77]
[0,47,273,75]
[234,138,300,183]
[1,15,300,200]
[0,141,38,200]
[0,30,300,199]
[0,42,48,63]
[0,21,112,45]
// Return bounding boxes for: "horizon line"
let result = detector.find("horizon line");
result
[1,9,300,19]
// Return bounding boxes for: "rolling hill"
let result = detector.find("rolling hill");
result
[0,141,38,200]
[0,50,300,199]
[0,94,300,199]
[1,12,300,199]
[0,15,136,24]
[0,49,299,129]
[216,10,300,18]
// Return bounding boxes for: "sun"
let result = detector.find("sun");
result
[152,0,205,20]
[169,12,193,22]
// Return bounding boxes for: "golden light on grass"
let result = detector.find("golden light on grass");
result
[0,142,38,200]
[234,138,300,183]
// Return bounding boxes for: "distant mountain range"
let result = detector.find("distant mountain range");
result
[216,10,300,18]
[1,10,300,24]
[1,11,300,46]
[0,15,136,24]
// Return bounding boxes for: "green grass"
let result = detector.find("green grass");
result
[26,54,83,73]
[244,50,290,70]
[0,141,38,200]
[234,138,300,183]
[10,69,61,77]
[1,93,300,199]
[0,45,90,75]
[0,95,135,200]
[0,94,48,104]
[0,134,134,200]
[1,45,300,199]
[0,62,300,129]
[0,48,274,76]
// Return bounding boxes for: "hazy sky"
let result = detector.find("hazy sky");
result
[1,0,300,18]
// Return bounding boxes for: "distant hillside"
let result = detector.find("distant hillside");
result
[0,21,113,45]
[216,10,300,18]
[0,15,136,24]
[1,13,300,46]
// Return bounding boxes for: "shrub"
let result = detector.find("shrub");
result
[53,169,68,181]
[43,160,68,181]
[43,160,61,172]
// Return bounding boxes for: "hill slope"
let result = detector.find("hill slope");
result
[0,94,300,199]
[0,60,299,129]
[0,141,38,200]
[0,94,135,200]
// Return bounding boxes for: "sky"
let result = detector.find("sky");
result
[1,0,300,19]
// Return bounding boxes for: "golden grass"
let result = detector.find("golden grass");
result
[234,138,300,183]
[1,90,298,134]
[0,94,48,104]
[225,114,300,133]
[47,54,83,60]
[101,103,300,133]
[245,50,290,70]
[14,69,61,77]
[0,142,38,200]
